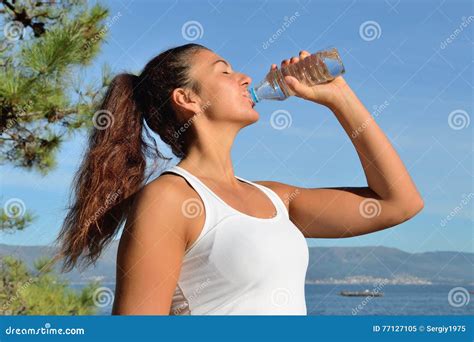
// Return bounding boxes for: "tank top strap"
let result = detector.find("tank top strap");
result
[235,176,290,219]
[160,164,235,236]
[162,165,228,209]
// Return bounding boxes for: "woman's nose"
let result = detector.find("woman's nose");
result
[240,73,252,86]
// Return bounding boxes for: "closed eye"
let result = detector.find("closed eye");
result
[222,71,231,74]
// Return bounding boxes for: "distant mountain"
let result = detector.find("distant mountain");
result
[306,246,473,285]
[0,243,472,285]
[0,243,116,285]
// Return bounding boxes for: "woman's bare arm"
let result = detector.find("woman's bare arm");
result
[112,177,193,315]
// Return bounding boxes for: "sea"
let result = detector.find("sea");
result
[74,283,474,316]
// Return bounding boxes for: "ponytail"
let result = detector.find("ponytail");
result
[55,73,166,272]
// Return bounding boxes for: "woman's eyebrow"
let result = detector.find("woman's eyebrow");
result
[211,59,231,68]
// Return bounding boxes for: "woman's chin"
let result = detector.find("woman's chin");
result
[226,107,259,125]
[243,107,259,123]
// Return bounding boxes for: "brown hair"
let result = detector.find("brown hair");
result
[55,43,209,272]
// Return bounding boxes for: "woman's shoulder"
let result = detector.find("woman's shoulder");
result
[127,171,204,236]
[119,172,204,258]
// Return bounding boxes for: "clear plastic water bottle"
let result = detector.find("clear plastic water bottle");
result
[248,47,345,104]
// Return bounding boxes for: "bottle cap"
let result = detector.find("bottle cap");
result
[248,87,259,104]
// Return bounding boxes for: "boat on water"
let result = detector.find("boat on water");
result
[340,289,383,297]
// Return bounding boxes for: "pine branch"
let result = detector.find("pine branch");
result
[1,2,110,173]
[0,0,15,13]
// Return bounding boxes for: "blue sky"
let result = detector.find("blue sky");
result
[1,0,472,253]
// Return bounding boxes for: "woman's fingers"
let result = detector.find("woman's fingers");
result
[281,59,290,68]
[299,50,311,59]
[290,56,300,64]
[280,51,311,68]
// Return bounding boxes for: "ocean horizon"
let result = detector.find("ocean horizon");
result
[73,284,474,316]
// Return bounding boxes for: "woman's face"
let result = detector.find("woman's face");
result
[187,49,258,125]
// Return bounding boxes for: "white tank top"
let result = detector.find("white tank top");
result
[162,165,309,315]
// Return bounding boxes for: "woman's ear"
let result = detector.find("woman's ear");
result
[171,88,200,114]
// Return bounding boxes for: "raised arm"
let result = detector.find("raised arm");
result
[257,51,423,238]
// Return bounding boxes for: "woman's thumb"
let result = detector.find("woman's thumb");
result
[284,76,298,88]
[284,76,309,98]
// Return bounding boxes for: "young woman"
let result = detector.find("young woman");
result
[56,43,424,315]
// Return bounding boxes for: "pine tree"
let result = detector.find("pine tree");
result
[0,0,113,174]
[0,0,113,315]
[0,256,100,315]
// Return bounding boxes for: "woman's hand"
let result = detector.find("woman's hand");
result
[273,50,350,107]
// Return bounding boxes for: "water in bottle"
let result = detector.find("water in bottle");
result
[248,47,345,104]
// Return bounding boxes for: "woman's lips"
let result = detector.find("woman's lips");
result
[243,95,255,107]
